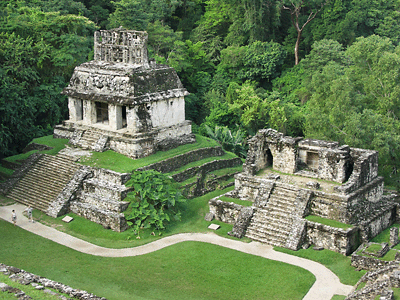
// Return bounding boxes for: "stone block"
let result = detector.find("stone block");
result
[208,224,220,230]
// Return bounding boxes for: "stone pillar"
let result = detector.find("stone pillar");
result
[390,227,399,247]
[68,97,83,122]
[108,104,122,131]
[83,100,96,125]
[126,107,139,133]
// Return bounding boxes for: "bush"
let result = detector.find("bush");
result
[124,170,186,236]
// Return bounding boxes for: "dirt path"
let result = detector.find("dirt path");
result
[0,204,354,300]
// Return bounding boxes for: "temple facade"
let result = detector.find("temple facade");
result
[54,28,194,158]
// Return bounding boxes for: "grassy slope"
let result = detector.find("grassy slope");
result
[0,220,315,300]
[79,134,221,173]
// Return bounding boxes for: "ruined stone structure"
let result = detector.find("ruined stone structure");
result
[54,27,194,158]
[208,129,397,255]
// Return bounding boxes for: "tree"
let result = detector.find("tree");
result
[281,0,327,65]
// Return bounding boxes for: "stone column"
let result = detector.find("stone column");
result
[390,227,399,247]
[68,97,80,122]
[83,100,96,125]
[126,107,139,133]
[109,104,122,131]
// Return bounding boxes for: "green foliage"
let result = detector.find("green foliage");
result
[124,170,186,235]
[0,2,97,158]
[205,124,248,158]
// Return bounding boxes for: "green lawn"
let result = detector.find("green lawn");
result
[274,246,365,285]
[305,215,353,229]
[79,134,221,173]
[0,220,315,300]
[30,187,253,248]
[218,196,254,207]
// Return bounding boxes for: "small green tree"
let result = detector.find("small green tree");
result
[124,170,186,236]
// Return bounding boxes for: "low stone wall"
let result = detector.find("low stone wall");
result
[208,197,246,224]
[172,158,242,182]
[351,245,399,270]
[0,263,106,300]
[358,203,397,242]
[70,201,128,232]
[92,168,131,185]
[22,143,53,153]
[310,191,348,223]
[306,221,360,255]
[138,146,225,173]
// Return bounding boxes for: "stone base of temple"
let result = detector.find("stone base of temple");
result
[54,120,194,159]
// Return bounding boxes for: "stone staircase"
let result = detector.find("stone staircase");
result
[245,185,299,247]
[70,129,109,152]
[7,154,80,212]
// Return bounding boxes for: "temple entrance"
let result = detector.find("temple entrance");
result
[266,149,273,167]
[96,102,109,124]
[306,151,319,172]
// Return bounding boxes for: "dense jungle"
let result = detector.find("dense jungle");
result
[1,0,400,188]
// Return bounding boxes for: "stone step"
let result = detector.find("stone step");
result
[80,192,130,213]
[247,220,292,233]
[246,226,290,242]
[7,154,80,213]
[245,231,287,247]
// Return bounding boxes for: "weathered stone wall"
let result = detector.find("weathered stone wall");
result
[70,201,128,232]
[94,28,148,66]
[0,263,107,300]
[138,146,225,173]
[150,97,185,128]
[358,204,397,242]
[335,148,380,195]
[351,246,399,270]
[172,157,242,182]
[309,191,348,223]
[92,168,131,185]
[208,197,248,224]
[306,221,360,255]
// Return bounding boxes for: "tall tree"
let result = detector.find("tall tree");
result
[281,0,327,65]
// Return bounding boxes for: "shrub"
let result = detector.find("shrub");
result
[124,170,186,236]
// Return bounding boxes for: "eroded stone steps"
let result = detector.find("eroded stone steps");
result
[246,226,290,241]
[7,155,80,212]
[76,130,101,149]
[245,231,288,247]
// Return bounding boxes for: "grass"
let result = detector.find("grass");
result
[218,196,253,207]
[29,186,254,248]
[365,243,383,254]
[167,151,238,177]
[79,134,221,173]
[274,246,366,285]
[305,215,353,229]
[331,296,346,300]
[0,195,15,206]
[3,136,69,163]
[0,272,66,300]
[371,223,400,248]
[0,220,315,300]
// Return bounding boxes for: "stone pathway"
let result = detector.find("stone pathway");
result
[0,204,354,300]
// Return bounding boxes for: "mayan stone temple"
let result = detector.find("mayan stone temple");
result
[2,28,195,231]
[208,129,397,255]
[54,27,194,158]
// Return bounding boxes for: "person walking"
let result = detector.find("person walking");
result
[11,210,16,226]
[25,206,33,223]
